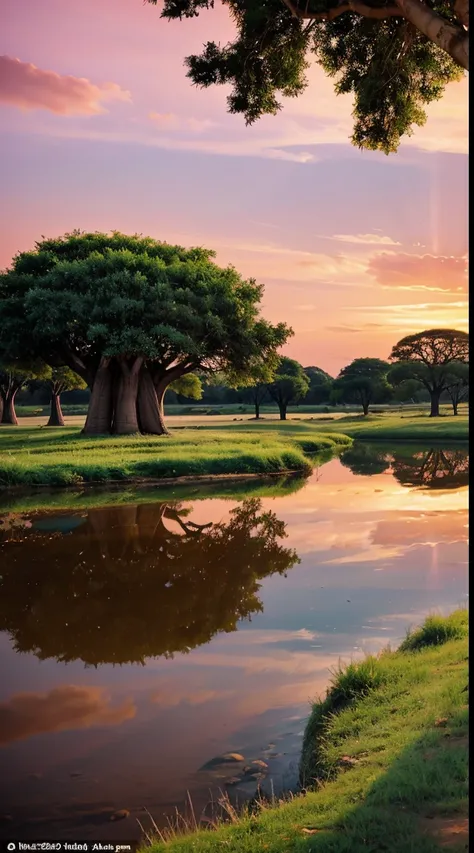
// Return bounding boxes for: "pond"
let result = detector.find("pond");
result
[0,444,468,842]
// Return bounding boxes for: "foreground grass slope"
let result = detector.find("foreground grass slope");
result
[0,426,350,488]
[146,610,468,853]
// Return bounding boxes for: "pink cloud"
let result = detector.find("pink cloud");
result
[149,111,215,134]
[0,55,131,116]
[368,252,468,293]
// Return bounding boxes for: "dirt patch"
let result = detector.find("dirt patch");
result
[419,816,468,849]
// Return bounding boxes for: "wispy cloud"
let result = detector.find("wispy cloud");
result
[322,233,401,246]
[0,56,131,116]
[350,300,469,331]
[368,252,468,293]
[149,111,215,134]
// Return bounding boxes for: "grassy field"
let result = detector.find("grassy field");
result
[0,411,468,489]
[201,412,469,443]
[143,609,468,853]
[0,425,350,488]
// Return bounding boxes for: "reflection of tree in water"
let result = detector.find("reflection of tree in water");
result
[339,444,391,476]
[0,499,299,666]
[390,447,469,490]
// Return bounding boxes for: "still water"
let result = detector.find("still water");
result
[0,444,468,841]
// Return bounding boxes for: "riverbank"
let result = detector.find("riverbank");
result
[0,425,350,488]
[143,609,468,852]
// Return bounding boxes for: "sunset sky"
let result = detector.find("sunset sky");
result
[1,0,468,375]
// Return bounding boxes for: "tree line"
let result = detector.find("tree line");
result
[0,232,469,432]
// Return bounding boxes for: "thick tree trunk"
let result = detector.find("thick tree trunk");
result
[113,360,142,435]
[155,379,173,436]
[279,404,287,421]
[397,0,469,69]
[83,358,113,436]
[1,391,18,425]
[137,367,169,435]
[429,391,441,417]
[47,394,65,427]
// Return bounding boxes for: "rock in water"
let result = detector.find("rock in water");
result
[110,810,130,821]
[199,753,245,771]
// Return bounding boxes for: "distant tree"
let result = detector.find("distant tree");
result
[267,357,310,420]
[240,363,280,418]
[0,232,292,436]
[46,367,87,427]
[0,360,49,425]
[444,362,469,415]
[169,373,203,403]
[389,329,469,417]
[391,377,424,404]
[147,0,467,155]
[246,382,269,419]
[304,366,333,405]
[332,357,392,415]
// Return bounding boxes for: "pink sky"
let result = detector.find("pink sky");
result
[0,0,468,375]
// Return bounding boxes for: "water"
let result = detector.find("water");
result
[0,444,468,841]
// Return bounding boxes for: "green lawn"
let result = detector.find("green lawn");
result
[203,412,469,443]
[144,610,468,853]
[0,425,351,488]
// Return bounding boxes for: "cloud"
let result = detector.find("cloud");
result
[368,252,468,293]
[350,300,469,332]
[325,324,383,334]
[0,56,131,116]
[0,685,136,745]
[149,111,215,134]
[323,234,401,246]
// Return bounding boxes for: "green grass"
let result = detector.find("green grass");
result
[0,425,351,488]
[144,609,468,853]
[399,610,469,652]
[201,412,468,443]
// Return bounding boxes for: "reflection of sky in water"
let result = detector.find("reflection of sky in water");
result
[0,452,468,840]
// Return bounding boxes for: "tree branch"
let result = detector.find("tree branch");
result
[281,0,403,20]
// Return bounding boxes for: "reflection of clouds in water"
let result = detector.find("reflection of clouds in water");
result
[283,506,468,567]
[0,685,136,746]
[150,687,235,708]
[211,628,322,645]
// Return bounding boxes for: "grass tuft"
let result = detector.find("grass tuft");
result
[399,609,468,652]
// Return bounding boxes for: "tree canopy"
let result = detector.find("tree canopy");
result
[304,366,333,405]
[147,0,467,154]
[0,231,292,435]
[332,357,392,414]
[389,328,469,417]
[267,356,310,419]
